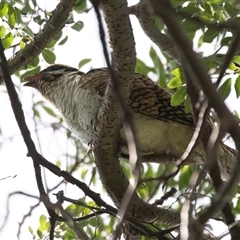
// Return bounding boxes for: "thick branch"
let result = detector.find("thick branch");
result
[92,0,180,236]
[129,0,180,63]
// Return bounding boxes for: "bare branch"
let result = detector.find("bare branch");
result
[56,192,90,240]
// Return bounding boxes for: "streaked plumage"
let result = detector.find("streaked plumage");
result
[24,64,237,182]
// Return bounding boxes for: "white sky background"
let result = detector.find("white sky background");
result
[0,0,239,239]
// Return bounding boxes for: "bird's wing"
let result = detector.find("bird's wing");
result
[80,68,194,127]
[78,68,109,96]
[130,73,194,127]
[80,69,239,180]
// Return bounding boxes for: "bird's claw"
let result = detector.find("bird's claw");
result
[87,140,94,154]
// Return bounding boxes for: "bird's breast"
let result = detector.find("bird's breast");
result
[119,113,198,161]
[61,86,102,145]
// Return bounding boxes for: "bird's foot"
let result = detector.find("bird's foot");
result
[87,140,94,154]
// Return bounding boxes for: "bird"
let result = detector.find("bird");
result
[24,64,237,182]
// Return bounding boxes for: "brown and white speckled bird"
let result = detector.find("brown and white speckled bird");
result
[24,64,237,182]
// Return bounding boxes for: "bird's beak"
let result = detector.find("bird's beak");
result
[23,73,43,87]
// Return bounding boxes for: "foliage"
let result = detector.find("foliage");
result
[1,0,240,239]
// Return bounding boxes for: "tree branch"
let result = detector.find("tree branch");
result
[129,0,180,63]
[149,0,240,239]
[91,1,180,238]
[0,38,61,240]
[0,0,76,85]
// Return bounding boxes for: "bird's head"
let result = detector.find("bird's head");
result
[24,64,80,95]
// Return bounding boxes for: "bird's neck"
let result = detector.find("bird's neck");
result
[41,73,103,144]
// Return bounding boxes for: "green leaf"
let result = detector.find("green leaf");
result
[13,7,22,24]
[67,129,72,138]
[28,56,40,68]
[8,5,16,28]
[33,15,45,25]
[46,39,56,48]
[234,75,240,98]
[179,166,193,190]
[218,78,231,100]
[171,68,181,77]
[0,25,6,38]
[149,47,167,87]
[180,3,200,15]
[137,184,148,199]
[42,106,57,117]
[66,228,76,237]
[0,3,8,17]
[45,221,50,232]
[28,226,34,235]
[228,62,236,71]
[55,160,61,168]
[203,2,213,15]
[37,229,43,238]
[154,17,164,31]
[234,198,240,214]
[21,66,41,81]
[66,12,74,24]
[184,96,192,113]
[21,27,34,38]
[221,37,232,47]
[203,28,219,43]
[20,40,25,49]
[233,56,240,66]
[42,49,56,64]
[205,54,225,70]
[65,203,77,215]
[171,0,186,8]
[78,58,91,69]
[58,35,68,45]
[39,215,47,229]
[88,218,98,227]
[21,1,34,15]
[182,19,200,33]
[71,21,84,31]
[33,109,40,118]
[54,30,63,42]
[2,32,14,49]
[171,86,187,106]
[135,58,155,76]
[167,77,182,89]
[73,0,87,13]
